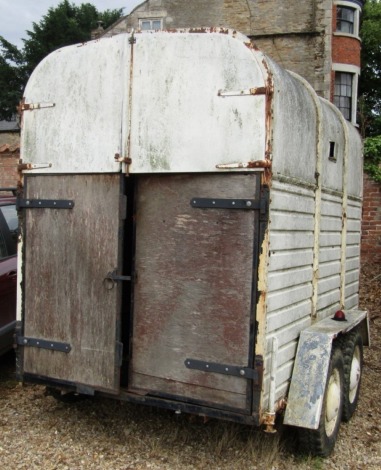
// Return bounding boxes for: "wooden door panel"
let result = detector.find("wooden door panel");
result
[130,174,259,411]
[23,174,122,392]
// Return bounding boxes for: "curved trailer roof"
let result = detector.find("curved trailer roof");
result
[20,29,362,196]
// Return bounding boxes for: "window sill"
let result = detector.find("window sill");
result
[333,32,361,42]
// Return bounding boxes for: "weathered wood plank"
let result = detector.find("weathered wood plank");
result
[130,174,259,411]
[23,174,122,392]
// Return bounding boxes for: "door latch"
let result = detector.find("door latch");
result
[103,269,131,290]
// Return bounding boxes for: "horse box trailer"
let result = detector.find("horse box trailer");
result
[16,29,368,456]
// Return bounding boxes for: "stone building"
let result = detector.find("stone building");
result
[101,0,363,125]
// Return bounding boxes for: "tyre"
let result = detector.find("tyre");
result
[338,329,363,422]
[298,347,344,457]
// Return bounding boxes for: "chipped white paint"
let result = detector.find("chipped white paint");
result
[21,30,267,174]
[19,30,366,428]
[22,34,130,174]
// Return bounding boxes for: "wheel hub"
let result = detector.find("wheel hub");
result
[325,370,341,436]
[349,346,361,403]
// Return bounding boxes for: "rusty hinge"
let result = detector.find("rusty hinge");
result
[20,102,55,111]
[218,87,266,97]
[216,160,272,170]
[115,154,132,164]
[18,163,52,171]
[185,358,259,382]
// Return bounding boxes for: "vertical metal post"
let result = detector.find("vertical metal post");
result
[289,72,323,321]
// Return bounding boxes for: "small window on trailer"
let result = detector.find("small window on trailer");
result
[329,142,337,162]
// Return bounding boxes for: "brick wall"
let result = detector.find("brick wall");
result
[332,35,361,67]
[0,149,19,189]
[361,174,381,263]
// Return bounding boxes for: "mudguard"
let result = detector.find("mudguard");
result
[283,310,368,429]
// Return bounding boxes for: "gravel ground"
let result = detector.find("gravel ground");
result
[0,262,380,469]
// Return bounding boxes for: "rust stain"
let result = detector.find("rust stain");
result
[248,160,271,169]
[125,32,135,170]
[260,58,274,186]
[250,86,266,95]
[189,27,207,34]
[262,412,276,433]
[17,98,25,128]
[216,160,272,170]
[187,27,234,35]
[18,163,34,171]
[18,101,55,112]
[114,153,132,164]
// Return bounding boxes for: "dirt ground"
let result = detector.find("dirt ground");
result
[0,262,380,469]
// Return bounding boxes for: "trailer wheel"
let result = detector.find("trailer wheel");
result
[298,347,344,457]
[338,329,363,422]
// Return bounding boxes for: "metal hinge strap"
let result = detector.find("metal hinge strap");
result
[185,358,258,382]
[17,336,71,353]
[218,87,266,97]
[216,160,272,170]
[17,199,74,210]
[21,102,55,111]
[18,163,52,171]
[191,198,259,210]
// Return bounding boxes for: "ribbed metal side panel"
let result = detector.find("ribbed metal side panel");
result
[264,181,315,407]
[263,183,362,409]
[317,192,343,318]
[345,200,362,309]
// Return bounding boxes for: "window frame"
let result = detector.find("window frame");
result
[139,18,163,31]
[334,71,353,121]
[334,1,361,38]
[332,64,360,124]
[336,6,355,34]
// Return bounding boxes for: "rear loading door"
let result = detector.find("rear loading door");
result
[130,174,260,412]
[20,174,124,393]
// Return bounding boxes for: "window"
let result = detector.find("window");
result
[139,19,163,31]
[336,6,355,34]
[329,142,337,162]
[334,72,353,121]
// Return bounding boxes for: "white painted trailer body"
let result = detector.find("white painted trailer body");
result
[17,30,367,440]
